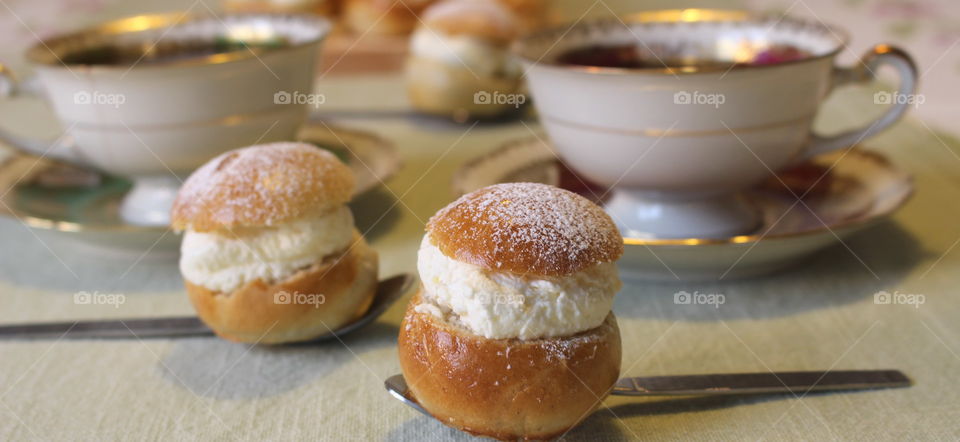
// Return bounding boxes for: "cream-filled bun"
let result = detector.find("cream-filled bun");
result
[494,0,551,33]
[172,142,378,344]
[399,182,624,440]
[406,0,526,119]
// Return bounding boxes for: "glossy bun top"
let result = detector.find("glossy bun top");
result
[172,142,354,232]
[426,182,623,276]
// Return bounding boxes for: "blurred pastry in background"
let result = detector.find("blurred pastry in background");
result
[494,0,551,33]
[406,0,526,121]
[342,0,435,35]
[172,142,378,344]
[222,0,340,16]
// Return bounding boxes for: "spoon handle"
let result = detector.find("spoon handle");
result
[611,370,910,396]
[0,316,212,339]
[0,274,416,340]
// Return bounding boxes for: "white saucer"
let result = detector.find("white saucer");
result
[0,122,402,256]
[453,137,913,280]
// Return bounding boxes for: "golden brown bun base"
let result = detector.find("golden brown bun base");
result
[398,294,622,440]
[185,235,378,344]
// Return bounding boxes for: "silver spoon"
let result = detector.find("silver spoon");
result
[386,369,910,418]
[0,273,416,340]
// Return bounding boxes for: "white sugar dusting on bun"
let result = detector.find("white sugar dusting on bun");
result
[426,182,623,276]
[171,142,354,232]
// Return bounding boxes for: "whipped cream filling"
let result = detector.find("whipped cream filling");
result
[416,235,621,340]
[410,29,520,77]
[179,207,354,293]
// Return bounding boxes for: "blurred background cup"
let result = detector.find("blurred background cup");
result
[0,13,331,226]
[515,9,917,239]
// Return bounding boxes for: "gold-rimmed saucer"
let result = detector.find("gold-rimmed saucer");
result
[0,122,401,255]
[453,137,913,280]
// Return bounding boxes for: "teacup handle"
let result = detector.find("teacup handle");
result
[0,62,84,163]
[802,45,917,159]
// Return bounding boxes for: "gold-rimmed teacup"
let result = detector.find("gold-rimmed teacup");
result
[0,13,331,226]
[514,9,917,239]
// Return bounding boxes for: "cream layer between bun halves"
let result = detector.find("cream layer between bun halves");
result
[180,207,354,293]
[417,236,619,339]
[416,182,624,340]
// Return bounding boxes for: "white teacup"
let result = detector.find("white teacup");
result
[515,9,917,239]
[0,13,330,226]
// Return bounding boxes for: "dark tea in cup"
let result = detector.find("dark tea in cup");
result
[556,43,811,69]
[60,36,289,66]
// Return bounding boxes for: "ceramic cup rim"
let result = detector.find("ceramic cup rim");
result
[25,12,331,71]
[512,8,851,76]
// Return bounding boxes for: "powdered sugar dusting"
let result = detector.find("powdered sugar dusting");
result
[172,142,354,232]
[428,183,623,276]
